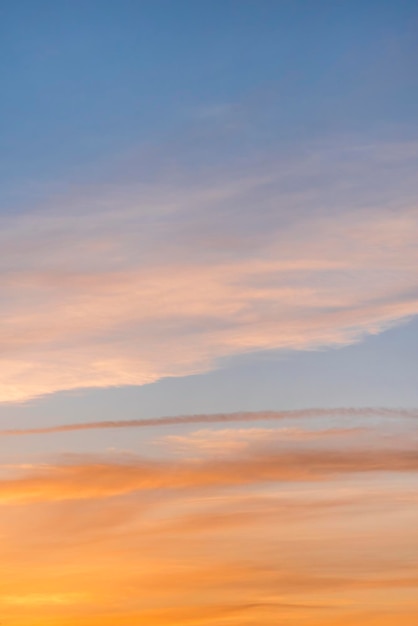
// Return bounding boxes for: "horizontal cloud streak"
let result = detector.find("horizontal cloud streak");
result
[1,139,418,401]
[1,407,416,437]
[2,446,418,503]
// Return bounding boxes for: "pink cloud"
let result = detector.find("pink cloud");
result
[1,140,417,401]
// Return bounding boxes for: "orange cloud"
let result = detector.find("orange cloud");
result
[0,458,417,625]
[0,403,417,623]
[1,443,418,503]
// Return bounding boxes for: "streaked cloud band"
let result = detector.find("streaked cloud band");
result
[1,406,417,437]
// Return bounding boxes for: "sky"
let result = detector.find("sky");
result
[1,1,418,624]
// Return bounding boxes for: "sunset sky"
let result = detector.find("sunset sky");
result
[1,1,418,624]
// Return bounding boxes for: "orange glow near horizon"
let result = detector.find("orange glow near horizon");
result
[1,422,417,625]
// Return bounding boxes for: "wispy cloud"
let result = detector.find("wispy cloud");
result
[1,139,418,401]
[2,445,418,504]
[1,427,417,624]
[1,407,416,437]
[160,426,370,457]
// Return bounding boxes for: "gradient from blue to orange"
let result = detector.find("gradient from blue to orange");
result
[0,1,418,624]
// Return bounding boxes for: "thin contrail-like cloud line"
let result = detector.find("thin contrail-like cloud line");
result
[0,407,417,437]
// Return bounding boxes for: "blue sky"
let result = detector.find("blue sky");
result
[1,0,417,190]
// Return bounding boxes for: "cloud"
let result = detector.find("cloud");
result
[1,139,418,401]
[160,426,369,457]
[1,406,416,437]
[1,452,417,624]
[1,411,417,624]
[1,444,418,504]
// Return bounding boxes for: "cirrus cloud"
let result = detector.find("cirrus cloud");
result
[1,139,418,402]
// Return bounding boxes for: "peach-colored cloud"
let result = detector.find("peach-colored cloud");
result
[1,443,418,504]
[1,140,418,402]
[161,426,369,457]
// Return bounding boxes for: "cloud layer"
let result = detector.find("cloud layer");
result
[1,140,418,401]
[1,419,417,624]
